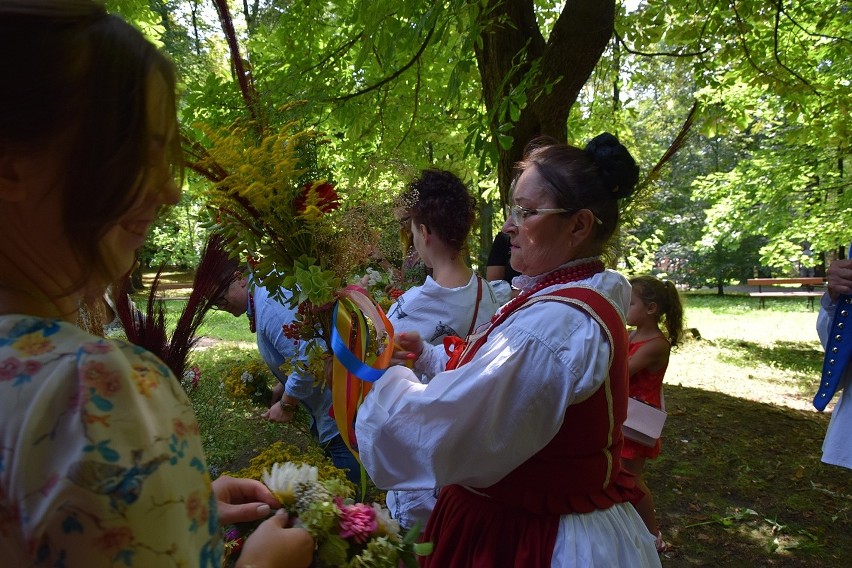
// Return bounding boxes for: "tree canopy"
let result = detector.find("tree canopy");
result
[111,0,851,287]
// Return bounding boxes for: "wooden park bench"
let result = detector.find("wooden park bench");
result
[149,281,194,302]
[746,277,826,310]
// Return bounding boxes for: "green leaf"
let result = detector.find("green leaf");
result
[413,542,434,555]
[509,101,520,122]
[318,534,349,566]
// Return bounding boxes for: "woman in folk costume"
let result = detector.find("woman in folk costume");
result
[355,133,661,567]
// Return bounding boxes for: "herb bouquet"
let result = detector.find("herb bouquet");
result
[262,462,431,567]
[197,121,404,499]
[198,122,397,387]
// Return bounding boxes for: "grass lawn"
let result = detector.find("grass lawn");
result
[655,291,850,566]
[145,278,852,566]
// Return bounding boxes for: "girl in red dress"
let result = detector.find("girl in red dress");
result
[623,275,684,552]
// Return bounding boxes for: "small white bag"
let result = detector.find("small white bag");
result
[623,396,667,447]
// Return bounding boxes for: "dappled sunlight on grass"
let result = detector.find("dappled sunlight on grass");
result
[654,386,852,565]
[187,344,310,474]
[665,295,825,412]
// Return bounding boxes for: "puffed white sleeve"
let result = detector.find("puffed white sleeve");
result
[355,301,611,491]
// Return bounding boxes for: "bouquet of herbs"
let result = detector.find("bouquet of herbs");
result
[262,462,431,567]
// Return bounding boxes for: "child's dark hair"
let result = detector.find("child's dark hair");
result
[397,169,476,255]
[630,275,684,347]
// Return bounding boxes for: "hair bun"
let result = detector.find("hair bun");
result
[584,132,640,200]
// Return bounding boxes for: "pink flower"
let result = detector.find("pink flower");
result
[335,497,377,544]
[80,361,122,398]
[0,357,22,381]
[83,341,114,354]
[189,366,201,388]
[23,359,42,376]
[183,366,201,389]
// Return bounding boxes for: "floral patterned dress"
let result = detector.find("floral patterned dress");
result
[0,316,222,567]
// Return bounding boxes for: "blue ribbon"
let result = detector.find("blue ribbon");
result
[814,294,852,411]
[330,301,385,383]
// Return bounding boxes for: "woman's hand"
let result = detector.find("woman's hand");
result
[263,399,297,423]
[236,509,315,568]
[212,475,279,525]
[828,259,852,302]
[389,331,423,366]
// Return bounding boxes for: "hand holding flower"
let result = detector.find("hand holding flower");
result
[237,509,315,568]
[213,475,279,525]
[257,462,431,566]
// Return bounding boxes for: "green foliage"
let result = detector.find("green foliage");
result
[283,256,341,307]
[108,0,850,288]
[140,194,206,269]
[617,0,851,277]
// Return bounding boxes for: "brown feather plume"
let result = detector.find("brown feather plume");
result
[116,233,237,384]
[633,100,699,198]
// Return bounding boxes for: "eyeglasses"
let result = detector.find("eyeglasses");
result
[505,204,570,226]
[210,295,229,311]
[210,275,239,310]
[504,204,603,227]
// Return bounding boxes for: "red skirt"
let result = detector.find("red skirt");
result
[621,436,661,460]
[421,484,559,567]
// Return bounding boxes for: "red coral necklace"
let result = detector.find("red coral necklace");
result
[495,259,605,322]
[247,292,256,333]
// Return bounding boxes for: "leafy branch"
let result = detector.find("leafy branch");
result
[614,31,709,58]
[328,24,436,103]
[771,0,819,95]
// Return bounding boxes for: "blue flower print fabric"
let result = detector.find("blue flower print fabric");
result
[0,316,222,567]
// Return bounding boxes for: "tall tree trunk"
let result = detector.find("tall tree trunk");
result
[473,0,616,205]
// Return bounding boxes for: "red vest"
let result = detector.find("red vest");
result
[423,287,641,567]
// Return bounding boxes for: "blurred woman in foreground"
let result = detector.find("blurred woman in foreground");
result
[0,3,312,566]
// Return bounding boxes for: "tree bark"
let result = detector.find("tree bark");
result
[474,0,616,204]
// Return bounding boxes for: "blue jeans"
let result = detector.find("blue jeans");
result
[322,434,362,486]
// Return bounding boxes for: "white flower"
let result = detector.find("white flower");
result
[240,371,252,383]
[366,267,382,287]
[371,503,400,537]
[262,462,319,506]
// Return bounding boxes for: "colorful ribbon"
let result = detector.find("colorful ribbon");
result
[329,286,394,464]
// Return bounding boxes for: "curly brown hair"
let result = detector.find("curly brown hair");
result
[397,169,477,254]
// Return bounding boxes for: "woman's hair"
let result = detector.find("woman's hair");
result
[0,0,181,285]
[630,275,685,347]
[397,169,477,255]
[514,133,639,245]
